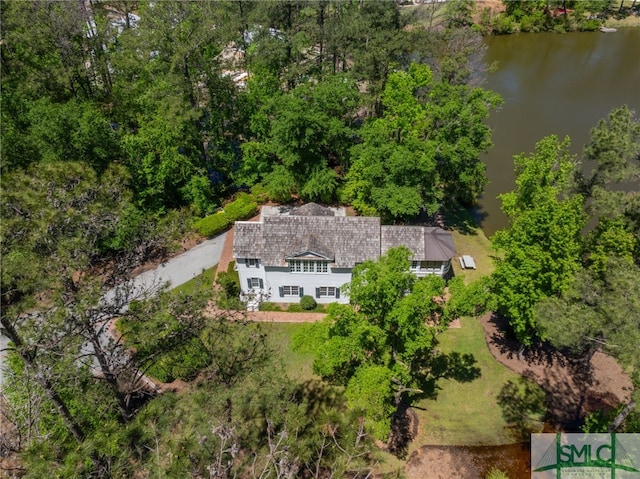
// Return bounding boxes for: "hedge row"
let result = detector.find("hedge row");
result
[194,193,258,238]
[223,193,258,222]
[194,212,230,238]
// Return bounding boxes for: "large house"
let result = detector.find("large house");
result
[233,203,456,306]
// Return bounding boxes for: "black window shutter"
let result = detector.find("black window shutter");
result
[336,288,340,299]
[245,259,249,267]
[315,288,320,298]
[259,278,264,289]
[247,278,252,289]
[279,286,284,297]
[299,287,304,297]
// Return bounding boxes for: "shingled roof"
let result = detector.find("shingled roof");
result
[381,226,456,261]
[290,202,335,217]
[233,205,456,268]
[234,215,380,268]
[283,233,335,261]
[233,221,263,259]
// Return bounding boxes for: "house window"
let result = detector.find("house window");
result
[315,286,340,299]
[279,286,303,297]
[288,260,328,273]
[425,261,440,271]
[246,258,259,268]
[247,277,261,288]
[318,287,336,297]
[410,261,441,272]
[282,286,300,296]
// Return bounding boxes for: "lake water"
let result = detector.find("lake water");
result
[477,28,640,236]
[439,28,640,475]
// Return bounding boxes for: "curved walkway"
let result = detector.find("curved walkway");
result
[206,305,326,323]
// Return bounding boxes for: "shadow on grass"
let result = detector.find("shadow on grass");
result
[430,351,482,384]
[497,377,546,441]
[484,312,627,432]
[293,379,346,417]
[440,202,488,235]
[485,312,563,368]
[388,404,419,459]
[388,351,482,458]
[395,201,487,235]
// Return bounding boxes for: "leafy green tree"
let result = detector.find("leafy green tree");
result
[242,0,319,89]
[109,1,246,213]
[582,106,640,195]
[585,218,637,274]
[346,63,500,220]
[0,1,105,101]
[536,258,640,369]
[1,161,198,475]
[581,106,640,264]
[293,247,476,440]
[1,162,143,475]
[426,81,502,205]
[345,64,439,220]
[346,119,439,219]
[444,0,476,28]
[118,354,374,478]
[239,0,413,109]
[121,99,205,212]
[238,75,359,202]
[342,0,411,111]
[492,136,586,346]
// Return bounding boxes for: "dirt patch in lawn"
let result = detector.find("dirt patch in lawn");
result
[405,442,530,479]
[480,312,633,430]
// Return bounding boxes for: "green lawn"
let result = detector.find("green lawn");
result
[255,322,317,382]
[255,317,544,448]
[173,266,217,296]
[450,227,496,284]
[410,316,541,448]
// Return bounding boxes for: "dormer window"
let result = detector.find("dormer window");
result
[288,259,328,273]
[246,258,259,267]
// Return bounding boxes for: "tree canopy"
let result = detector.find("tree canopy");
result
[492,107,639,358]
[293,247,480,441]
[2,0,498,217]
[346,63,501,221]
[491,136,586,345]
[489,106,640,429]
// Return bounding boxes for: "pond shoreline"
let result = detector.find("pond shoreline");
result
[405,442,531,479]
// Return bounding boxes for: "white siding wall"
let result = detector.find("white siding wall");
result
[237,257,268,294]
[237,257,451,306]
[264,266,351,304]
